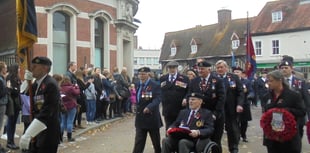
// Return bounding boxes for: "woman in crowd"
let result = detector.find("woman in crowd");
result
[261,70,306,153]
[74,70,90,129]
[186,69,197,82]
[84,75,96,124]
[5,64,21,149]
[60,76,80,142]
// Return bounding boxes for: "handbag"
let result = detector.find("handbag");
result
[118,87,130,98]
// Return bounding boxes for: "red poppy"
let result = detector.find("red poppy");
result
[260,108,297,142]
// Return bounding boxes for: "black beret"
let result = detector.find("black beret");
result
[232,66,243,72]
[166,61,179,67]
[279,60,293,67]
[197,61,211,67]
[188,92,203,100]
[31,56,52,66]
[138,67,151,73]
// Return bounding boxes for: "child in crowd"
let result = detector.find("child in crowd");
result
[84,75,96,124]
[129,84,137,113]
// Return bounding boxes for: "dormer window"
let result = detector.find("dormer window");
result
[231,40,240,50]
[272,11,283,23]
[170,47,177,56]
[191,45,197,54]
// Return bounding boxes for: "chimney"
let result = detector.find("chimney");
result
[218,9,231,30]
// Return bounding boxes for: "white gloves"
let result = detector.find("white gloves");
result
[19,119,47,150]
[24,70,33,81]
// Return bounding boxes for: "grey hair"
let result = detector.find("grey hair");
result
[267,70,289,88]
[215,60,228,67]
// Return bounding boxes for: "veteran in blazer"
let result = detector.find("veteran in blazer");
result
[162,93,214,153]
[133,67,162,153]
[215,60,244,153]
[187,61,225,153]
[19,57,61,153]
[160,61,189,130]
[279,59,310,138]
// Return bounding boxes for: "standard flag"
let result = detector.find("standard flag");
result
[245,16,257,80]
[231,51,236,67]
[16,0,38,68]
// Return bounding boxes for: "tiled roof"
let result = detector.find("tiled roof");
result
[251,0,310,34]
[160,18,250,61]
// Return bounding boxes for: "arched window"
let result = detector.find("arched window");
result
[94,18,104,68]
[53,11,70,74]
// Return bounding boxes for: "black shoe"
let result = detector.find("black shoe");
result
[242,138,249,142]
[7,143,19,150]
[68,138,75,142]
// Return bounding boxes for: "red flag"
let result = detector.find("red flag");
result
[245,15,256,80]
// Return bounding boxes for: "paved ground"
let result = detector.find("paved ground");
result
[1,105,310,153]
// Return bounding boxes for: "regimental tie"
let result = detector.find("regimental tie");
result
[201,78,207,92]
[287,78,291,88]
[138,83,145,102]
[187,110,196,126]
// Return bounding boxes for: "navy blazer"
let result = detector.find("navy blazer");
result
[135,79,163,129]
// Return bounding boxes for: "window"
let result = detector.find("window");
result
[134,57,138,64]
[53,11,70,74]
[231,40,240,50]
[138,58,144,64]
[272,40,280,55]
[191,45,197,54]
[272,11,283,23]
[153,57,159,64]
[146,58,152,65]
[255,41,262,55]
[170,47,176,56]
[94,18,104,68]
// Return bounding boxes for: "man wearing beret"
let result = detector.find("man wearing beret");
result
[233,67,254,142]
[19,56,61,153]
[187,61,225,152]
[160,61,189,131]
[215,60,244,153]
[279,59,310,138]
[132,67,162,153]
[162,92,214,153]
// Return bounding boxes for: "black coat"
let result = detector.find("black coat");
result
[160,73,189,117]
[220,73,244,117]
[135,79,162,129]
[170,108,214,139]
[256,77,269,100]
[32,75,61,148]
[188,74,225,119]
[261,87,306,152]
[240,78,253,121]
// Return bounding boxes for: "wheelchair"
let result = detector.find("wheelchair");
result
[174,140,220,153]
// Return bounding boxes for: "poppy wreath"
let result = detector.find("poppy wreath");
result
[260,108,297,142]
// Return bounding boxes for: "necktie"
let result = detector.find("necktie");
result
[170,76,174,82]
[187,110,196,125]
[201,78,206,91]
[138,83,145,102]
[287,78,291,87]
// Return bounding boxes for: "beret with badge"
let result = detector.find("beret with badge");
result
[279,60,293,68]
[138,67,151,73]
[32,56,52,66]
[188,92,204,100]
[197,61,212,67]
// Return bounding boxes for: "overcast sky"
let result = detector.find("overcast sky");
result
[134,0,274,49]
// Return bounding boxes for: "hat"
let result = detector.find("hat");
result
[282,55,294,63]
[232,66,243,72]
[31,56,52,66]
[197,61,212,67]
[188,92,203,99]
[138,67,151,73]
[166,61,179,67]
[279,60,293,67]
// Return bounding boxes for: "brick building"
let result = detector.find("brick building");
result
[0,0,139,76]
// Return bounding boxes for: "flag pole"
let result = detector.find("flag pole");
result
[26,47,33,121]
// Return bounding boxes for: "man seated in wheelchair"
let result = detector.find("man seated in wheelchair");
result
[162,93,214,153]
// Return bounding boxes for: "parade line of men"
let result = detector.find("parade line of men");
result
[0,55,308,153]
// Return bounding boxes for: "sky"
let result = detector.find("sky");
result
[134,0,275,49]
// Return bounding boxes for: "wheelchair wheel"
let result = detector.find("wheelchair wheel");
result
[203,141,220,153]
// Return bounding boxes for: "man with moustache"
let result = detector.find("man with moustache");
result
[187,61,225,152]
